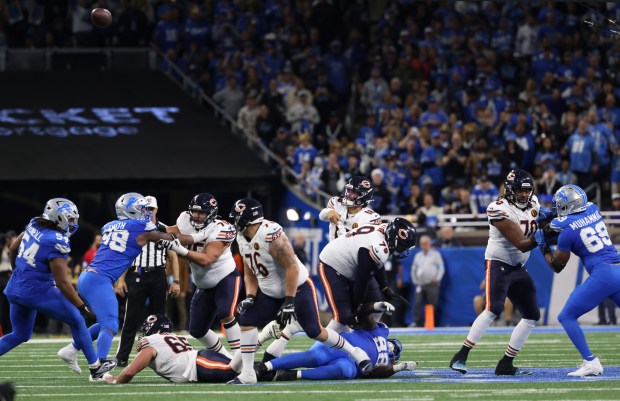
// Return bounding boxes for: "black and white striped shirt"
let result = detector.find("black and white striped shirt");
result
[133,242,167,270]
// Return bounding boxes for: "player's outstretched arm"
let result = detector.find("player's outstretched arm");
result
[105,347,156,384]
[492,219,538,252]
[542,248,570,273]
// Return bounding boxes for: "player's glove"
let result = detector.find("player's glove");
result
[156,221,168,233]
[382,287,410,309]
[276,296,296,329]
[393,361,418,372]
[237,295,256,315]
[534,229,547,253]
[157,238,189,257]
[78,304,97,326]
[537,206,556,224]
[373,301,395,316]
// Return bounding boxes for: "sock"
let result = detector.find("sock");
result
[229,348,242,372]
[560,316,594,360]
[265,335,289,358]
[223,318,241,353]
[96,329,114,361]
[198,331,232,359]
[503,318,536,361]
[262,351,277,362]
[240,329,258,378]
[322,327,358,357]
[326,319,350,333]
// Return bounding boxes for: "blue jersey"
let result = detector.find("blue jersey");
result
[342,322,391,367]
[5,219,70,296]
[550,203,620,273]
[90,219,157,282]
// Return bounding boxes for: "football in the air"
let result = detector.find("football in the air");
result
[91,8,112,28]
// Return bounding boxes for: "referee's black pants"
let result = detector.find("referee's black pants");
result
[116,267,167,362]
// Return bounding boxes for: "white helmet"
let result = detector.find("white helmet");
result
[115,192,150,220]
[42,198,79,236]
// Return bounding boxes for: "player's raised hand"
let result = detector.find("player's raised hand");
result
[326,210,342,225]
[237,294,256,315]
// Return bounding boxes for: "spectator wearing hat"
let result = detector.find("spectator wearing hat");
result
[114,196,180,367]
[470,176,499,216]
[237,92,260,137]
[286,89,320,134]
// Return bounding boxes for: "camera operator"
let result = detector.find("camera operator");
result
[0,231,16,336]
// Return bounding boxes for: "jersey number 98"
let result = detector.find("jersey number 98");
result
[102,230,130,252]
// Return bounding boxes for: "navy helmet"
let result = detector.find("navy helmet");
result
[504,169,534,209]
[341,175,374,207]
[229,198,264,232]
[140,314,173,337]
[385,217,417,259]
[188,193,218,229]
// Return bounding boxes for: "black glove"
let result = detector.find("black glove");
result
[237,295,256,315]
[276,296,296,329]
[79,304,97,327]
[382,287,411,309]
[156,221,168,233]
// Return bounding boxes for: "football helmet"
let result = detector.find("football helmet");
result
[188,193,218,229]
[504,169,534,209]
[42,198,79,236]
[553,184,588,217]
[115,192,150,220]
[340,175,374,207]
[229,198,264,232]
[140,314,173,337]
[385,217,417,259]
[388,338,403,363]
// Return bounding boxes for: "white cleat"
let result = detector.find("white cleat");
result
[258,320,281,346]
[227,372,257,385]
[567,357,603,377]
[283,318,304,337]
[57,344,81,374]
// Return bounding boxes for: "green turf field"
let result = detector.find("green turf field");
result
[2,327,620,401]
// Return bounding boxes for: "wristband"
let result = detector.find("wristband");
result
[173,280,180,284]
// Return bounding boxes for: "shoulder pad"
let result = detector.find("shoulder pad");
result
[212,220,237,242]
[327,196,339,209]
[486,199,510,219]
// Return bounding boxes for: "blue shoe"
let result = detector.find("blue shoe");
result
[450,353,467,374]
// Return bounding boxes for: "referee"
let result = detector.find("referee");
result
[114,195,180,366]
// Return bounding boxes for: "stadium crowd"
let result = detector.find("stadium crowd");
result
[4,2,620,221]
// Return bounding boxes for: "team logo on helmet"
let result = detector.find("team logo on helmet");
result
[360,180,371,189]
[506,171,515,181]
[398,228,409,239]
[209,198,218,207]
[531,210,538,217]
[235,202,246,213]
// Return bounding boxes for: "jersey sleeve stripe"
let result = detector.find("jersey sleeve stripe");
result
[369,247,381,265]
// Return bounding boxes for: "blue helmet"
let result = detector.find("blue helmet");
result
[388,338,403,362]
[140,314,173,337]
[115,192,150,220]
[340,175,374,207]
[229,198,264,232]
[188,193,218,229]
[385,217,417,259]
[42,198,79,236]
[553,184,588,217]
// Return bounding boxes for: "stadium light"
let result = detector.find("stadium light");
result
[286,208,300,222]
[303,211,312,220]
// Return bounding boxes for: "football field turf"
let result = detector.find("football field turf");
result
[2,326,620,401]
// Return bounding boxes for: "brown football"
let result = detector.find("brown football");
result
[91,8,112,28]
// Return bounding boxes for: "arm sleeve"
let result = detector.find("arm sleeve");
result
[352,247,379,307]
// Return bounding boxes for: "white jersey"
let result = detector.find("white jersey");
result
[484,195,540,266]
[319,223,390,281]
[321,196,382,241]
[137,333,198,383]
[176,212,237,289]
[236,220,309,298]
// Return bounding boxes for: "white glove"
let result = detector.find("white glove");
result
[158,238,189,257]
[393,361,417,372]
[373,301,395,316]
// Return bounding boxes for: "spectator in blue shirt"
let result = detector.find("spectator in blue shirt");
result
[598,93,620,130]
[588,109,617,180]
[563,118,598,188]
[420,97,448,134]
[322,40,349,98]
[292,132,318,175]
[469,176,499,215]
[154,5,181,57]
[420,131,446,196]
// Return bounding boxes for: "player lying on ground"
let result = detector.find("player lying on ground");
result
[537,184,620,377]
[255,303,417,381]
[104,314,238,384]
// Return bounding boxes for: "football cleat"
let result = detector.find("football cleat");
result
[227,373,257,385]
[567,358,603,377]
[258,320,281,346]
[274,369,297,381]
[495,360,532,376]
[89,359,117,382]
[57,344,81,374]
[449,353,467,374]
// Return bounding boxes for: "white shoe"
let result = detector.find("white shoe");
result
[258,320,281,346]
[57,344,81,374]
[567,357,603,377]
[227,372,257,385]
